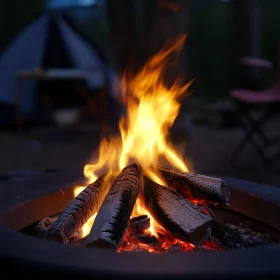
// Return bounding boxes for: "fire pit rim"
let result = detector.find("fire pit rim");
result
[1,225,280,279]
[0,167,280,278]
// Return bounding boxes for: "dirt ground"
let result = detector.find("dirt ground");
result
[0,114,279,186]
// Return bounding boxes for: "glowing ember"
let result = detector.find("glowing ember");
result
[74,35,196,250]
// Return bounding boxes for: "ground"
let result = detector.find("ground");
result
[0,110,279,186]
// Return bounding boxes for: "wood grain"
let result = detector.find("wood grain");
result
[45,174,109,243]
[158,168,230,206]
[85,163,143,249]
[142,177,213,245]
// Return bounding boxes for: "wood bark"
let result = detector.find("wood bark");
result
[85,163,143,249]
[45,174,109,244]
[142,177,213,245]
[158,168,230,206]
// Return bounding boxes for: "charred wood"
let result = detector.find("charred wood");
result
[45,174,109,244]
[71,235,88,246]
[133,233,162,250]
[156,228,176,244]
[210,220,241,248]
[128,215,150,235]
[158,168,230,206]
[36,216,58,236]
[85,163,143,249]
[167,243,186,253]
[69,229,83,243]
[142,177,213,245]
[129,243,150,252]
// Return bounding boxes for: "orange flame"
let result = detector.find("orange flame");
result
[74,35,194,240]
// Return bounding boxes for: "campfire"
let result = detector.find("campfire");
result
[36,35,271,253]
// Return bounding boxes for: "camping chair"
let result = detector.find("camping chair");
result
[229,43,280,165]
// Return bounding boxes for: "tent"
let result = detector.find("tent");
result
[0,12,116,127]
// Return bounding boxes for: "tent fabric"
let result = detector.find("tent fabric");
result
[0,15,50,115]
[0,12,113,119]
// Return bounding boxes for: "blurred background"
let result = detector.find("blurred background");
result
[0,0,279,185]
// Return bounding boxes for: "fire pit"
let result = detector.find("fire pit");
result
[0,167,280,279]
[1,35,280,279]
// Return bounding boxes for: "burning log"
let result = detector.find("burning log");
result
[158,168,230,206]
[85,163,143,249]
[127,215,150,235]
[142,177,213,245]
[45,174,109,243]
[122,215,150,242]
[133,233,163,250]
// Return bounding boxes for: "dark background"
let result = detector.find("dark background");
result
[0,0,279,186]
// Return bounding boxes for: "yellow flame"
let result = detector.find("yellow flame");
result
[74,34,194,238]
[132,198,163,237]
[74,186,86,197]
[82,213,97,237]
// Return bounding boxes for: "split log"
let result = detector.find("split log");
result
[122,215,150,242]
[127,215,150,235]
[142,177,213,245]
[85,163,143,249]
[158,168,230,206]
[45,174,110,243]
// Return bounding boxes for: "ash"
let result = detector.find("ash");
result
[227,223,271,248]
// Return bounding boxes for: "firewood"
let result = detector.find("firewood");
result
[36,216,58,236]
[122,215,150,242]
[127,215,150,235]
[210,220,241,248]
[158,168,230,206]
[45,174,110,243]
[85,163,143,249]
[133,233,162,250]
[142,177,213,245]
